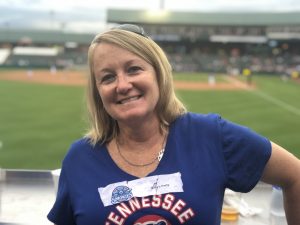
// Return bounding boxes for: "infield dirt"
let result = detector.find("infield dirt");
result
[0,70,254,90]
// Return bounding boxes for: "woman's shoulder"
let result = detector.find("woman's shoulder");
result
[176,112,221,126]
[171,112,222,136]
[67,137,93,152]
[63,137,102,161]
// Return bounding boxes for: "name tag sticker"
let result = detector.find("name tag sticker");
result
[98,172,183,207]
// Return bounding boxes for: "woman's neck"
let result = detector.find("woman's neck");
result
[118,116,162,144]
[117,111,161,137]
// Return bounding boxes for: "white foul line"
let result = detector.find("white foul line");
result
[250,90,300,117]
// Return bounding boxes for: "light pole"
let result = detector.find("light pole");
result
[160,0,165,10]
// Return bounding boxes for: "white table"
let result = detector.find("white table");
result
[0,170,54,225]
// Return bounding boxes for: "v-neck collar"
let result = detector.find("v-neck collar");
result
[99,127,172,180]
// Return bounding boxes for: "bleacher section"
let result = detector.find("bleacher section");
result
[106,9,300,75]
[0,29,92,69]
[4,46,59,68]
[1,10,300,74]
[2,46,88,69]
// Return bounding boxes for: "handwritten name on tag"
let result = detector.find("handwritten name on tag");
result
[98,172,183,207]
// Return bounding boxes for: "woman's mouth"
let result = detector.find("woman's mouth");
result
[117,95,142,104]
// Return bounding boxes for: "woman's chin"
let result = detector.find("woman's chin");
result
[116,111,157,125]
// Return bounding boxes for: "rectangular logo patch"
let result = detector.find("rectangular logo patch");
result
[98,172,183,207]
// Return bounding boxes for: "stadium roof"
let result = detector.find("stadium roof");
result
[107,9,300,26]
[0,29,95,45]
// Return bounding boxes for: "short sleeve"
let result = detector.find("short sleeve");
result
[47,167,75,225]
[219,116,272,192]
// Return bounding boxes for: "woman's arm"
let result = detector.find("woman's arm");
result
[261,142,300,225]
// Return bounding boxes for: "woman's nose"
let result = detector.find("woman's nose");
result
[116,74,132,94]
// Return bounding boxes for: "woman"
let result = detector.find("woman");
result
[48,24,300,225]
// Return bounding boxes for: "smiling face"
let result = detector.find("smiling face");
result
[93,42,160,126]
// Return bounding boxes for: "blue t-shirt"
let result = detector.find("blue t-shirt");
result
[48,113,271,225]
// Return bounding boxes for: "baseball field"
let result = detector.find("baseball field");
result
[0,69,299,169]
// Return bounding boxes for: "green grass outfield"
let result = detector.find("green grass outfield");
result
[0,72,299,169]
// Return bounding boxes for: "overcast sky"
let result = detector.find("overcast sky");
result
[1,0,299,33]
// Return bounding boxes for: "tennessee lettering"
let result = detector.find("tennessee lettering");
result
[105,194,195,224]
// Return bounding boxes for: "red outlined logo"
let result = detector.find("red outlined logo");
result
[134,214,171,225]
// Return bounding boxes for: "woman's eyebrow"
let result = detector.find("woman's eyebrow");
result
[99,68,113,73]
[94,68,114,79]
[124,59,143,67]
[96,58,144,75]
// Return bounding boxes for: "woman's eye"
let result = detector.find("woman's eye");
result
[101,74,116,84]
[128,66,142,74]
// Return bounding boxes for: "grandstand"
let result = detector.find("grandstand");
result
[0,10,300,76]
[107,9,300,75]
[0,30,94,69]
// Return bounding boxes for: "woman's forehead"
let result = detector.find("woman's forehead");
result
[92,43,152,73]
[93,43,142,62]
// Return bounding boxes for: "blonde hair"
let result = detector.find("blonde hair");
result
[85,28,186,145]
